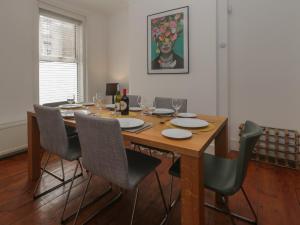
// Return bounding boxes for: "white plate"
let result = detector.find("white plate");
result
[177,113,197,118]
[61,110,90,118]
[105,104,115,109]
[153,108,175,115]
[130,107,142,112]
[59,104,83,109]
[161,129,192,139]
[117,118,144,129]
[170,118,209,128]
[82,102,95,106]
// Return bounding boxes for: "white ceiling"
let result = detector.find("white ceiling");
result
[60,0,129,14]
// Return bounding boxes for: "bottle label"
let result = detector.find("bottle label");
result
[120,101,127,111]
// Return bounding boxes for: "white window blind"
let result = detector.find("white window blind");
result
[39,10,83,104]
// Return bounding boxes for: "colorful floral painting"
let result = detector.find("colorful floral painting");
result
[147,7,189,74]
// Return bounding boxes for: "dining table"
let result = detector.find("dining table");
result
[27,106,228,225]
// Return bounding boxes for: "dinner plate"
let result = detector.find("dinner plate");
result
[61,110,91,118]
[59,104,83,109]
[105,104,115,109]
[161,129,192,139]
[177,113,197,118]
[152,108,174,115]
[170,118,209,128]
[129,107,142,112]
[117,118,144,129]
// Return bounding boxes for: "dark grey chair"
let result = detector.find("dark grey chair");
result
[33,105,83,201]
[168,121,263,225]
[128,95,141,107]
[154,97,187,113]
[73,113,169,225]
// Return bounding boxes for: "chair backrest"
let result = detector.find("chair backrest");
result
[75,113,130,189]
[234,121,263,189]
[33,105,69,157]
[43,101,69,107]
[128,95,140,107]
[154,97,187,113]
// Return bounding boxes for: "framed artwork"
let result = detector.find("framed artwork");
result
[147,6,189,74]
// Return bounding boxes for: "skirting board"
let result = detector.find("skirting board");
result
[0,145,27,160]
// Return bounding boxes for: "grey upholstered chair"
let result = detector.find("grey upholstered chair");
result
[43,101,77,137]
[128,95,141,107]
[73,113,168,225]
[154,97,187,113]
[168,121,263,225]
[32,105,83,209]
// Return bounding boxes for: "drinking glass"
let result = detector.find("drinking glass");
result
[172,98,183,116]
[137,96,144,115]
[67,95,75,104]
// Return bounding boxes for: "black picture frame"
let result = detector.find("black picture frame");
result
[147,6,189,75]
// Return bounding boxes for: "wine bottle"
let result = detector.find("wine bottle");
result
[115,91,121,112]
[120,89,129,115]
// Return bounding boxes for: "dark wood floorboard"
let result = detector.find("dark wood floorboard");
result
[0,151,299,225]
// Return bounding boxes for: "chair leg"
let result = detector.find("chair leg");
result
[33,152,51,198]
[61,159,65,181]
[222,196,237,225]
[155,171,169,225]
[204,190,258,224]
[242,186,258,224]
[130,187,139,225]
[73,174,93,225]
[61,160,79,223]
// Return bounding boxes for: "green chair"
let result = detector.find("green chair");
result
[169,121,263,225]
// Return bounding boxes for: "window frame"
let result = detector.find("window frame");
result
[35,2,87,104]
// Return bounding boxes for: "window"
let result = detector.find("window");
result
[39,10,84,104]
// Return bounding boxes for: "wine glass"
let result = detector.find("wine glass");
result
[172,98,183,116]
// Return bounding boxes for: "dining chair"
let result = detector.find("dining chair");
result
[128,95,141,107]
[33,105,83,201]
[73,113,169,225]
[154,97,187,113]
[43,101,77,137]
[168,121,263,225]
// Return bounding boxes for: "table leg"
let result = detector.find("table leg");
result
[27,112,41,181]
[181,154,204,225]
[214,120,229,206]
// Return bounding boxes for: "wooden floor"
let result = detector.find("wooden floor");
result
[0,151,299,225]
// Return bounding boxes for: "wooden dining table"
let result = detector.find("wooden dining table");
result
[27,107,228,225]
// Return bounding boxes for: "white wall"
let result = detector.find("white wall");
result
[127,0,217,114]
[229,0,300,148]
[108,9,129,90]
[0,0,108,156]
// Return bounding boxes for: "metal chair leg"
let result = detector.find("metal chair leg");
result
[242,186,258,224]
[155,171,169,214]
[61,160,79,223]
[61,159,65,181]
[222,196,237,225]
[155,171,169,225]
[130,187,139,225]
[204,189,258,225]
[33,152,51,198]
[73,174,93,225]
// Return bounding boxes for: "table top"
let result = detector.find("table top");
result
[28,107,227,158]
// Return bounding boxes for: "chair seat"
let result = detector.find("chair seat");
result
[126,149,161,189]
[169,153,238,196]
[64,136,81,161]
